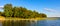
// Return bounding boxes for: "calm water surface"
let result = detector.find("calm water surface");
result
[1,18,60,26]
[37,19,60,26]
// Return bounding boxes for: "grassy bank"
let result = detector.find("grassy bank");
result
[0,16,58,22]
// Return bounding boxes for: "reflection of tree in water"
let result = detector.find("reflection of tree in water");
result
[20,20,26,26]
[2,20,36,26]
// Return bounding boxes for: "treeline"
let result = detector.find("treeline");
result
[0,4,47,18]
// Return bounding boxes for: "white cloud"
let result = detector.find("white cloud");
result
[44,8,56,12]
[0,6,3,8]
[44,8,60,17]
[48,14,60,17]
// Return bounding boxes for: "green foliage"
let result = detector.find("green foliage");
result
[39,13,47,18]
[4,4,13,17]
[1,4,47,18]
[2,4,47,26]
[0,12,2,16]
[0,4,47,26]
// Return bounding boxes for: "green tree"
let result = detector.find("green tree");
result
[39,13,47,18]
[3,4,47,18]
[0,12,2,16]
[4,4,13,17]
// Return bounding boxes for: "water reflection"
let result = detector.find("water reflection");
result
[0,22,2,26]
[2,19,60,26]
[47,20,60,26]
[37,20,47,26]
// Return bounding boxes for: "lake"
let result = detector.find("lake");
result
[37,18,60,26]
[25,18,60,26]
[37,20,60,26]
[1,18,60,26]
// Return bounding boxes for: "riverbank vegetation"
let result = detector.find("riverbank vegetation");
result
[0,4,47,19]
[0,4,47,26]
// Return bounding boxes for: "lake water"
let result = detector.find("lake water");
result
[31,18,60,26]
[1,18,60,26]
[30,20,60,26]
[37,19,60,26]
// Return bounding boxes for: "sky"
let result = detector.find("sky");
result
[0,0,60,17]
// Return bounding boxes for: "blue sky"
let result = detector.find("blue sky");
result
[0,0,60,17]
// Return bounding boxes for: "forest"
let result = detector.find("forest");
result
[0,4,47,19]
[0,4,47,26]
